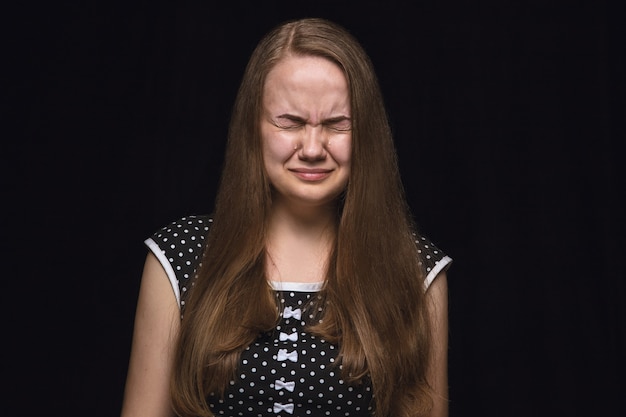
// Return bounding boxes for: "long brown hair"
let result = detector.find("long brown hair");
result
[171,18,433,417]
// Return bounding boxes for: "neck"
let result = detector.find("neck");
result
[268,196,338,234]
[265,199,338,283]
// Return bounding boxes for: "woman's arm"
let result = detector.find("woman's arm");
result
[426,272,449,417]
[120,253,180,417]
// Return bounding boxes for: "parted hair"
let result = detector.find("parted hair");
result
[171,17,434,417]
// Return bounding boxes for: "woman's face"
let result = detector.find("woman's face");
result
[261,55,352,210]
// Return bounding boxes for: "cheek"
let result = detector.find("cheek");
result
[263,137,292,164]
[262,137,295,177]
[331,136,352,166]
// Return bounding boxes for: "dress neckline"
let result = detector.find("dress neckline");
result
[270,281,324,292]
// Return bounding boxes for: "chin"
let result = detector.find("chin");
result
[295,192,344,208]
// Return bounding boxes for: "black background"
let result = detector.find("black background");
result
[5,1,624,416]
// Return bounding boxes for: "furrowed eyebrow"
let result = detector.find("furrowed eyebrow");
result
[275,114,351,124]
[323,115,351,124]
[276,114,306,123]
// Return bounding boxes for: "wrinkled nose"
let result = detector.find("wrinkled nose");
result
[298,125,327,160]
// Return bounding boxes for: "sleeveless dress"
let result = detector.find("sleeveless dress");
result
[145,215,452,417]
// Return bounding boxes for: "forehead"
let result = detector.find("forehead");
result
[263,55,350,115]
[266,53,344,77]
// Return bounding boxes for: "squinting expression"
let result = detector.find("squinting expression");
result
[261,55,352,209]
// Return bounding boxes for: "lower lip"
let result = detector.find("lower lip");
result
[291,171,331,181]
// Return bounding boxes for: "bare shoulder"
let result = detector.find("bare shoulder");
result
[427,271,448,301]
[120,253,180,417]
[425,270,449,417]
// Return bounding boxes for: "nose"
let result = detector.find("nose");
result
[298,125,327,160]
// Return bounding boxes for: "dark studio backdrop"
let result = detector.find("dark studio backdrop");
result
[4,1,624,416]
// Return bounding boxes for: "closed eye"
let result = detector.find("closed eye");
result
[271,114,352,131]
[323,117,351,132]
[273,114,306,129]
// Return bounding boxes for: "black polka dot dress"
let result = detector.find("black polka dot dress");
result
[144,215,452,417]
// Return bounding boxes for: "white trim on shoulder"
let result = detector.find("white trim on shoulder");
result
[424,255,453,290]
[144,237,181,307]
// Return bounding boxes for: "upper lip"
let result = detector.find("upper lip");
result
[289,168,333,173]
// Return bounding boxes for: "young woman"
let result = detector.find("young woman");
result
[121,17,452,417]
